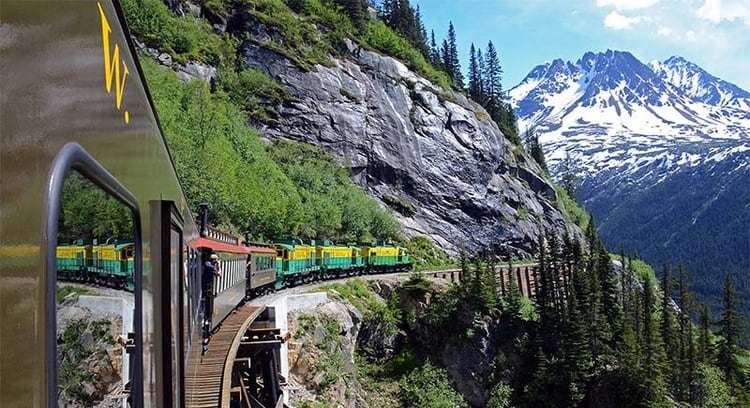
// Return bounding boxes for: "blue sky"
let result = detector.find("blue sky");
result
[414,0,750,90]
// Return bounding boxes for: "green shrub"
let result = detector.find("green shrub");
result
[141,58,304,239]
[268,141,400,241]
[406,236,454,270]
[363,20,452,90]
[56,286,89,303]
[554,185,590,230]
[217,66,289,122]
[122,0,227,64]
[399,362,467,407]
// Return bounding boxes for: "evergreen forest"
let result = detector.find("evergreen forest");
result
[380,226,750,407]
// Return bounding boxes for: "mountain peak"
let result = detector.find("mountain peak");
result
[510,50,750,139]
[650,56,750,106]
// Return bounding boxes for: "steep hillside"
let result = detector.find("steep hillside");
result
[509,49,750,313]
[127,0,581,257]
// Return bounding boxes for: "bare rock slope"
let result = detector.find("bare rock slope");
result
[242,37,575,256]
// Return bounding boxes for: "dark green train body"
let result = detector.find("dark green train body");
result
[56,240,135,290]
[273,240,412,286]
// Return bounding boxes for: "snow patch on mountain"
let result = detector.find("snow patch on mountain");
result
[509,50,750,183]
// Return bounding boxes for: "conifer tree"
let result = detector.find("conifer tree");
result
[676,262,696,400]
[440,38,450,76]
[660,264,680,395]
[560,149,578,199]
[335,0,368,32]
[565,261,593,402]
[698,303,712,364]
[468,43,482,102]
[459,247,470,286]
[429,30,440,68]
[476,47,485,103]
[524,127,548,174]
[642,273,667,402]
[597,244,623,345]
[444,21,463,88]
[379,0,428,56]
[505,260,522,318]
[485,254,500,308]
[482,41,503,120]
[413,5,429,58]
[717,273,745,391]
[546,232,564,316]
[536,232,555,351]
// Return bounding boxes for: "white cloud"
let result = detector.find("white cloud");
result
[656,26,672,36]
[604,11,645,30]
[696,0,750,25]
[596,0,660,11]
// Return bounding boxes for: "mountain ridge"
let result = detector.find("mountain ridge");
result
[509,49,750,315]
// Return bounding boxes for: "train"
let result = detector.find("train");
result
[56,239,136,290]
[55,228,411,298]
[186,208,411,338]
[0,1,409,406]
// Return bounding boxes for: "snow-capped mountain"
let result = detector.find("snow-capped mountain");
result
[509,50,750,309]
[510,50,749,173]
[650,56,750,110]
[509,50,750,182]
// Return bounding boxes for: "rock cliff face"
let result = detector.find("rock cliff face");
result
[240,35,575,256]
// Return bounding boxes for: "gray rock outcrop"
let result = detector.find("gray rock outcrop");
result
[240,38,576,257]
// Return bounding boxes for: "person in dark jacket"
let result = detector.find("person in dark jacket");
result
[203,253,221,290]
[201,253,221,330]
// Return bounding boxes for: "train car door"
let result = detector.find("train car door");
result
[150,201,185,408]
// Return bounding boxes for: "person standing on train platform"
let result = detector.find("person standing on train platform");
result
[201,253,221,328]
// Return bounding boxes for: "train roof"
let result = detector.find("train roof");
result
[191,237,275,255]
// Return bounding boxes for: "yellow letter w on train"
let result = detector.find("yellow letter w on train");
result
[98,2,130,118]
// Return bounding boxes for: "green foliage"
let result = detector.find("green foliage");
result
[399,362,467,407]
[141,58,304,239]
[554,184,590,230]
[217,66,289,122]
[245,0,340,69]
[402,272,432,295]
[406,236,454,270]
[363,20,452,89]
[58,172,133,243]
[423,284,462,335]
[486,383,512,408]
[121,0,229,65]
[692,364,736,408]
[57,318,116,404]
[143,55,402,243]
[323,280,403,347]
[296,313,353,393]
[382,194,415,216]
[268,140,400,241]
[56,286,89,303]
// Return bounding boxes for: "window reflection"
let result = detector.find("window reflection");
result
[56,171,135,406]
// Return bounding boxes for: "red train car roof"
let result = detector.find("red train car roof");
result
[191,237,275,255]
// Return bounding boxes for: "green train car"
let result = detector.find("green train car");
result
[55,240,135,290]
[316,241,365,278]
[273,239,412,287]
[56,243,93,281]
[90,241,135,290]
[362,243,411,273]
[274,239,319,286]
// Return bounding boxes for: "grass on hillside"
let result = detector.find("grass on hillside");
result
[554,185,590,231]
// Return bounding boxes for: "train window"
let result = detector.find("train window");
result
[54,169,138,407]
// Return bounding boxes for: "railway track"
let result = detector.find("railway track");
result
[185,304,264,408]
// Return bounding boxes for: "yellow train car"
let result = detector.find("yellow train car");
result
[55,244,93,281]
